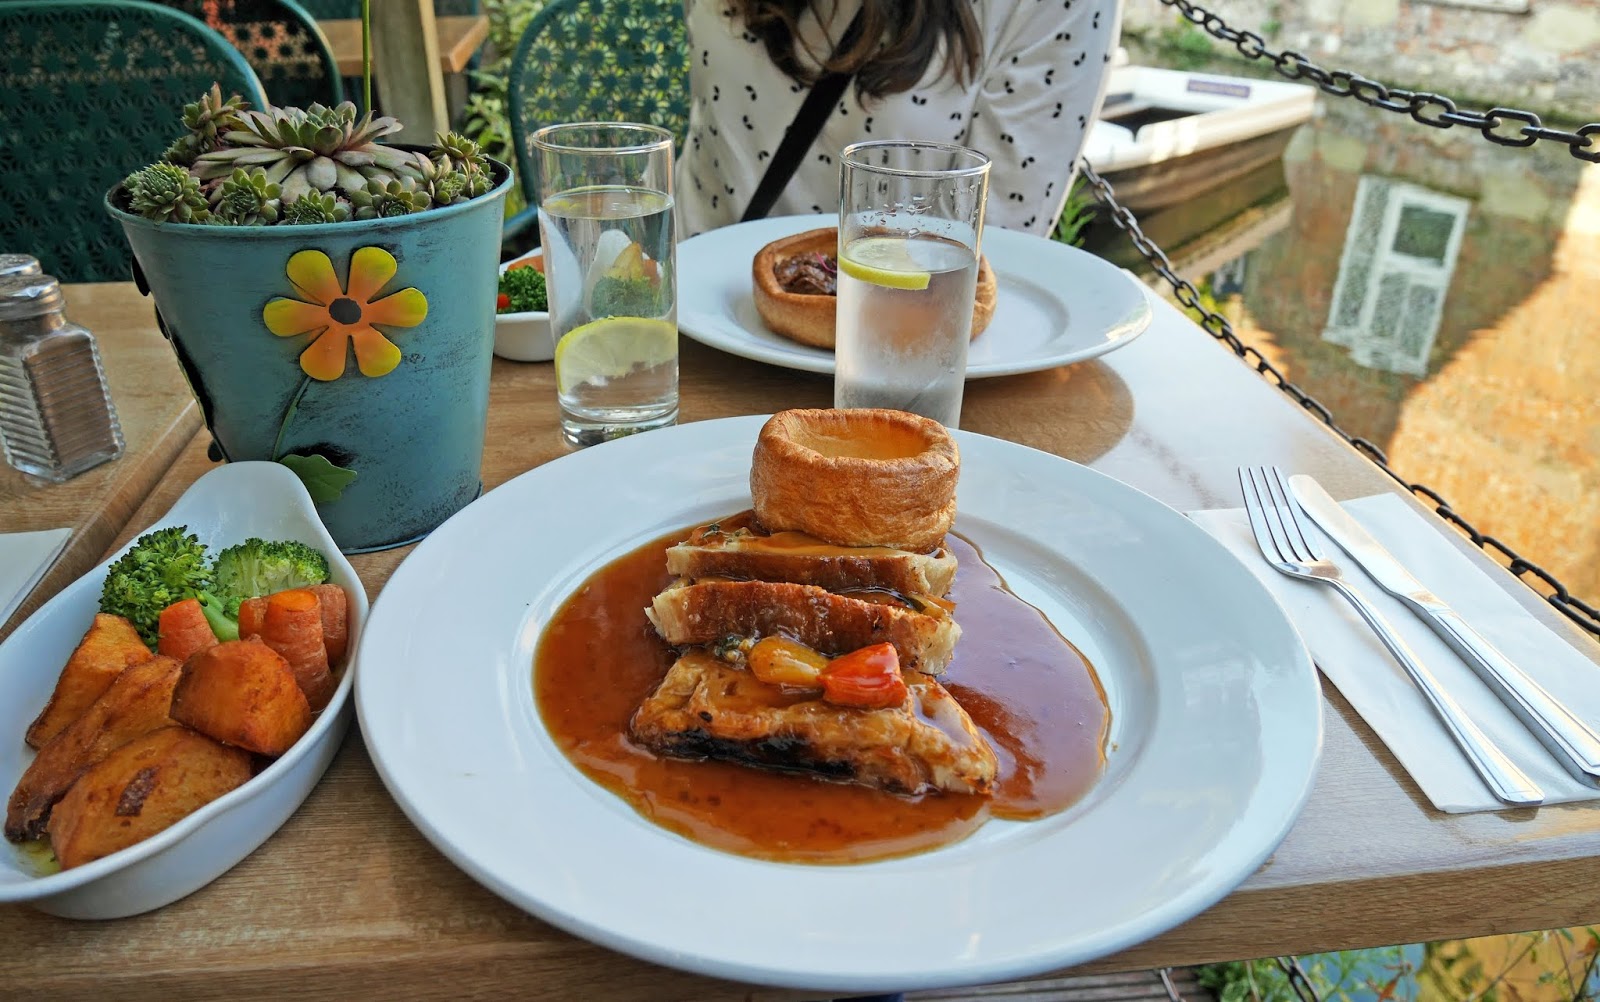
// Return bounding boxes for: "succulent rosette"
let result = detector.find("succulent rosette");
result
[118,88,498,226]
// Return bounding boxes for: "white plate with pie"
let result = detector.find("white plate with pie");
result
[675,214,1153,378]
[355,415,1321,993]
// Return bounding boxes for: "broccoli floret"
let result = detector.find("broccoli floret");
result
[212,538,331,615]
[498,265,547,312]
[589,275,660,318]
[198,593,239,642]
[99,526,218,649]
[96,529,322,649]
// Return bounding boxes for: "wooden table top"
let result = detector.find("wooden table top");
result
[6,282,1600,999]
[0,284,199,637]
[320,14,489,76]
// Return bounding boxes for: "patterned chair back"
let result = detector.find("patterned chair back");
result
[151,0,343,109]
[508,0,689,205]
[0,0,268,281]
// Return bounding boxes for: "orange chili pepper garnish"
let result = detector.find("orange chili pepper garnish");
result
[820,643,907,709]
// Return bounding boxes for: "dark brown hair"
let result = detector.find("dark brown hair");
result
[732,0,983,101]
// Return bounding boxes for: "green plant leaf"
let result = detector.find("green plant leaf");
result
[361,0,372,113]
[279,453,358,503]
[1053,175,1096,248]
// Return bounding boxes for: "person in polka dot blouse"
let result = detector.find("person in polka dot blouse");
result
[675,0,1122,239]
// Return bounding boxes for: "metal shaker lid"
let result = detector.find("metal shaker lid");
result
[0,273,64,320]
[0,254,41,277]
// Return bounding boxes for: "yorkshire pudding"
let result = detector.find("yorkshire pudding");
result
[750,409,958,554]
[751,228,997,350]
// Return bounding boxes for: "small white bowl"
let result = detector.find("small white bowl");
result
[494,248,552,362]
[0,461,368,919]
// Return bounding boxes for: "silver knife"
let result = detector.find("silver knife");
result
[1290,474,1600,787]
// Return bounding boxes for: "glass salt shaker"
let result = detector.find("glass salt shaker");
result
[0,254,41,278]
[0,274,125,482]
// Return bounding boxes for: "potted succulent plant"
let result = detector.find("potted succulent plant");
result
[106,85,513,553]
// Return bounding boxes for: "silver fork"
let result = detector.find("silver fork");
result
[1239,465,1544,807]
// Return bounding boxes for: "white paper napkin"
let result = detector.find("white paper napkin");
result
[0,528,71,627]
[1191,494,1600,813]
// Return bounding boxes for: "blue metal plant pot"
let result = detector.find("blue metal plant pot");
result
[107,161,512,552]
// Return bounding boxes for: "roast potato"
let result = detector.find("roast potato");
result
[169,639,312,756]
[46,726,252,870]
[25,614,154,749]
[6,655,183,841]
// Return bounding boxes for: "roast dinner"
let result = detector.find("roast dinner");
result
[534,408,1110,863]
[752,227,998,348]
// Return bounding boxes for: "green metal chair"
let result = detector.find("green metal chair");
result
[0,0,268,282]
[152,0,343,109]
[504,0,689,236]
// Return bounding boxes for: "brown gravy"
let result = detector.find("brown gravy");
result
[533,524,1109,863]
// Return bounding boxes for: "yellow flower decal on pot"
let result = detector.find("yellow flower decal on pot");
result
[263,247,428,381]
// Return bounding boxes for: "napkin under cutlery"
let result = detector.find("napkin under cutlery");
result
[0,528,71,628]
[1191,494,1600,813]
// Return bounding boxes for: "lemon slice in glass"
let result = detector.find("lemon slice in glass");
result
[838,236,932,291]
[554,316,677,394]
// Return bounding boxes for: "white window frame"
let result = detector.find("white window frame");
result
[1323,176,1471,377]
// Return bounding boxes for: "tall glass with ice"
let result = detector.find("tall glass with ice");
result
[534,123,677,447]
[835,141,990,429]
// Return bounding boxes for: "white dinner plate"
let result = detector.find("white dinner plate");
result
[355,416,1322,993]
[676,214,1153,377]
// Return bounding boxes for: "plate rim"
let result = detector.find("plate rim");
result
[355,416,1323,992]
[676,214,1153,378]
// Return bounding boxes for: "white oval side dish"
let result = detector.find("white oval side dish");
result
[0,461,367,919]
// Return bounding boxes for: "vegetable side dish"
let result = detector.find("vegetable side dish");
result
[6,528,350,872]
[496,255,547,314]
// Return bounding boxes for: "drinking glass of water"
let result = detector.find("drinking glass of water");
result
[835,141,990,429]
[533,123,678,447]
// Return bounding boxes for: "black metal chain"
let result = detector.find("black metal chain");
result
[1079,160,1600,639]
[1092,13,1597,985]
[1274,957,1324,1002]
[1153,0,1600,162]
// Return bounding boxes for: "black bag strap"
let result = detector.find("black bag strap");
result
[740,8,867,222]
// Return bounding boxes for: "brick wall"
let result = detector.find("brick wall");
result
[1120,0,1600,122]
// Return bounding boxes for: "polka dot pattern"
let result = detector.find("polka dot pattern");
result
[675,0,1119,239]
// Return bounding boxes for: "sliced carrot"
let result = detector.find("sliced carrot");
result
[506,254,544,273]
[310,583,349,667]
[260,589,333,711]
[237,596,268,641]
[156,598,219,662]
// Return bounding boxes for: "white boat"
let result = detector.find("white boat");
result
[1084,65,1317,213]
